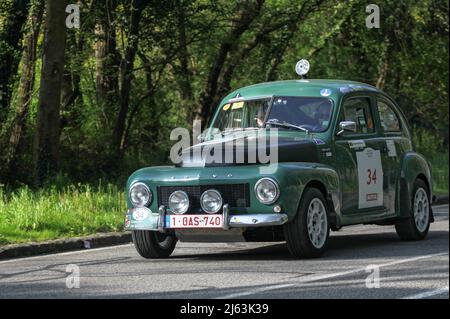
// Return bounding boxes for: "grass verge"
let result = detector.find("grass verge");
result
[0,184,125,245]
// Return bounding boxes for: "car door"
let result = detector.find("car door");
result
[375,96,412,214]
[334,95,387,214]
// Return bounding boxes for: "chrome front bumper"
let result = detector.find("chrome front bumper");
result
[157,204,288,232]
[228,214,288,227]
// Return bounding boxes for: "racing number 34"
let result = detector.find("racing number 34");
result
[367,169,377,184]
[356,148,383,209]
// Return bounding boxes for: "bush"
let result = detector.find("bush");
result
[0,233,9,245]
[411,128,449,195]
[412,127,442,156]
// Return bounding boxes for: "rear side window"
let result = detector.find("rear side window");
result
[341,97,375,134]
[377,101,401,132]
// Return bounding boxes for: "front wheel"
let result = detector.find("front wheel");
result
[284,187,330,258]
[132,230,177,258]
[395,179,431,240]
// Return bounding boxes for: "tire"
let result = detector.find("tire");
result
[284,187,330,258]
[132,230,177,258]
[395,179,430,240]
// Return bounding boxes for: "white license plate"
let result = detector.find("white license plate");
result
[165,214,223,229]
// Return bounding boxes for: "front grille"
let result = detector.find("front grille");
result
[157,184,250,208]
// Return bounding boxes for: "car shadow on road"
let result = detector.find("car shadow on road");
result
[169,230,449,261]
[326,229,449,260]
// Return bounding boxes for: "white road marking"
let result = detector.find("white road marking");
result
[216,252,448,299]
[401,286,449,299]
[0,244,134,265]
[216,284,295,299]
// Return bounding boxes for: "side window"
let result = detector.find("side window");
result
[377,101,401,132]
[341,97,375,134]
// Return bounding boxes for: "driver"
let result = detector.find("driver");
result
[255,107,266,128]
[314,103,331,129]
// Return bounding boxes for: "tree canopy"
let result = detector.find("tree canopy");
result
[0,0,448,186]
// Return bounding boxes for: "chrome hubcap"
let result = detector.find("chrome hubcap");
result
[414,187,429,233]
[307,198,328,249]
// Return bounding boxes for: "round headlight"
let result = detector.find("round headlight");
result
[200,189,223,214]
[255,178,279,204]
[129,182,152,207]
[168,191,190,214]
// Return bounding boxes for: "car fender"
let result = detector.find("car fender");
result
[277,163,341,228]
[398,152,434,221]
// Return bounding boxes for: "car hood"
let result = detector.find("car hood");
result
[178,130,320,167]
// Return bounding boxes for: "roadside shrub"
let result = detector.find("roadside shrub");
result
[412,127,441,156]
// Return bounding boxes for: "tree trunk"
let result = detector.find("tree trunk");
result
[3,0,44,183]
[376,39,391,90]
[175,1,194,124]
[112,0,148,154]
[94,0,119,121]
[0,0,31,125]
[60,31,83,133]
[122,51,154,150]
[33,0,68,186]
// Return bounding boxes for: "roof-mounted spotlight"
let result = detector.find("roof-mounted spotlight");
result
[295,59,310,79]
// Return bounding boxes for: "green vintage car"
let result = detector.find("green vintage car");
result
[124,67,434,259]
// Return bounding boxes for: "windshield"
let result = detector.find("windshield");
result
[210,96,332,135]
[268,97,333,132]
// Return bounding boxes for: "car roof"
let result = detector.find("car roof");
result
[221,79,382,103]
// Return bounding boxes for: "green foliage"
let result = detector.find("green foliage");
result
[0,233,8,245]
[430,153,449,195]
[412,127,441,156]
[1,0,447,187]
[0,184,125,244]
[412,127,448,195]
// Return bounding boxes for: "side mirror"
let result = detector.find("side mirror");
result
[337,121,357,135]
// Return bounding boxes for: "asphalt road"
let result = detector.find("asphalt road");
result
[0,205,448,299]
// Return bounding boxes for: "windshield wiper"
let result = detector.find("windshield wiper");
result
[265,119,309,133]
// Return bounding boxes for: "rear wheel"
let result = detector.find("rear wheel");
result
[395,179,430,240]
[284,187,330,258]
[132,230,177,258]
